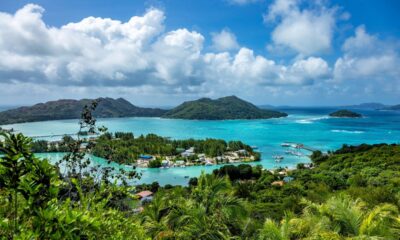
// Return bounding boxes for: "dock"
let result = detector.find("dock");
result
[281,142,318,152]
[30,133,77,139]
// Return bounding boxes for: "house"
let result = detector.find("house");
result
[161,160,170,167]
[278,170,287,176]
[181,147,195,157]
[175,160,185,166]
[283,176,294,183]
[136,190,153,204]
[237,149,247,155]
[271,181,285,187]
[136,190,153,199]
[139,155,153,161]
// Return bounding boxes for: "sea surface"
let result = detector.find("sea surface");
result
[2,107,399,185]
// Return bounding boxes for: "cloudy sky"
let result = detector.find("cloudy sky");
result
[0,0,399,106]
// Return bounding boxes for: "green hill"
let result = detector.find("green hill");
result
[162,96,287,120]
[0,98,167,125]
[329,109,362,118]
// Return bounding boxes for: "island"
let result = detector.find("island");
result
[0,98,167,125]
[163,95,287,120]
[329,109,362,118]
[382,104,400,111]
[31,132,261,168]
[0,95,288,124]
[343,102,387,109]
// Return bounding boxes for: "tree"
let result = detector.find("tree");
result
[0,132,33,237]
[260,195,400,239]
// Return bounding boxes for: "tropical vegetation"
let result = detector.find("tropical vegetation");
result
[329,109,362,118]
[1,102,399,239]
[162,95,288,120]
[0,97,166,125]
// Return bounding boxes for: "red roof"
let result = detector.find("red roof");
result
[136,190,153,198]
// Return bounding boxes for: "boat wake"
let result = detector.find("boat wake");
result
[295,116,330,124]
[331,129,364,134]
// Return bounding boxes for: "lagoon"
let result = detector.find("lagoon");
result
[3,107,400,185]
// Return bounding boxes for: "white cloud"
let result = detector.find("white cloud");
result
[0,4,336,105]
[265,0,337,56]
[204,48,329,87]
[211,29,239,51]
[334,26,400,82]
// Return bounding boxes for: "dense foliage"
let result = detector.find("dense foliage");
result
[2,132,400,239]
[163,95,288,120]
[0,97,166,125]
[1,102,399,239]
[329,109,362,118]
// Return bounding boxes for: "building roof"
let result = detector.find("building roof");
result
[283,176,294,182]
[271,181,285,187]
[136,190,153,198]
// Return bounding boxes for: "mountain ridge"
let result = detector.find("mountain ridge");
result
[0,97,167,125]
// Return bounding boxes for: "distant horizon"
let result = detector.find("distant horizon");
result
[0,96,396,110]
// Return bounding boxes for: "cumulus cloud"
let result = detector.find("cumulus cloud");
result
[334,26,400,82]
[0,3,331,97]
[211,29,239,51]
[265,0,337,56]
[204,49,330,87]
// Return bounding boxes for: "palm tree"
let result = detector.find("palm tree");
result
[259,195,400,239]
[141,191,175,239]
[171,173,247,239]
[141,173,248,239]
[259,214,292,240]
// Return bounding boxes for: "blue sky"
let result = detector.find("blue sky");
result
[0,0,399,106]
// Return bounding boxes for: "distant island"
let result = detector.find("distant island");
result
[0,98,167,125]
[344,102,387,109]
[329,110,362,118]
[382,104,400,111]
[0,96,287,124]
[163,96,287,120]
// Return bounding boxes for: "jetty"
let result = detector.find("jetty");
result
[30,133,98,140]
[30,133,77,139]
[281,142,318,152]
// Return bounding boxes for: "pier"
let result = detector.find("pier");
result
[281,142,319,152]
[30,133,77,139]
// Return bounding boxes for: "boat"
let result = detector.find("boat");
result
[273,155,284,162]
[281,143,291,147]
[184,176,189,178]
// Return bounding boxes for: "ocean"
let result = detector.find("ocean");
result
[2,107,399,185]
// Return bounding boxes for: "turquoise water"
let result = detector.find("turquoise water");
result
[2,107,400,185]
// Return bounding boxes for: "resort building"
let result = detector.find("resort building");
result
[181,147,195,157]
